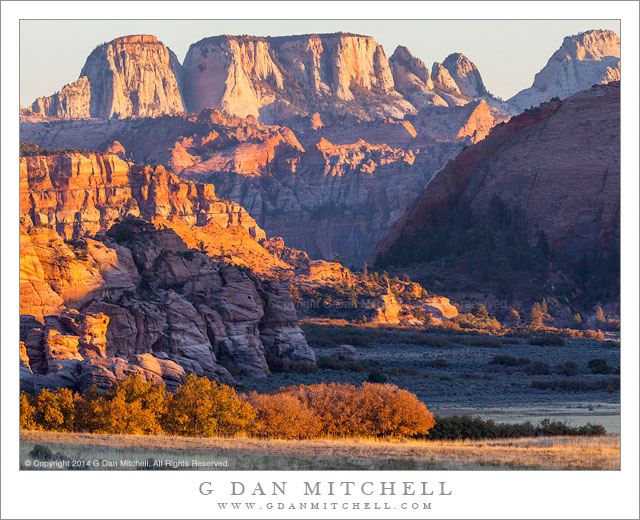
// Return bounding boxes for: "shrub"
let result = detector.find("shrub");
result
[581,329,605,340]
[162,374,255,437]
[426,415,607,440]
[455,336,504,348]
[367,371,388,383]
[317,356,367,372]
[526,361,552,375]
[403,334,452,347]
[428,357,449,369]
[587,359,612,375]
[267,355,318,374]
[562,360,580,376]
[532,378,619,392]
[453,313,502,332]
[490,355,531,367]
[283,382,435,437]
[245,392,320,439]
[528,335,565,346]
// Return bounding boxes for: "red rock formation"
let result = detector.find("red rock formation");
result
[20,216,316,392]
[20,152,265,244]
[370,82,620,265]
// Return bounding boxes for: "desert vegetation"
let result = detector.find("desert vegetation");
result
[375,194,619,312]
[20,375,435,440]
[20,141,100,157]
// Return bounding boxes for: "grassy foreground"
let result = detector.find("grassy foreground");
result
[20,431,619,470]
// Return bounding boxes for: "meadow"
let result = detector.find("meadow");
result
[20,431,620,471]
[239,322,621,432]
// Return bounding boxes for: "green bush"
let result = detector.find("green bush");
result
[426,415,606,440]
[528,336,565,346]
[526,361,552,375]
[490,355,531,367]
[367,371,388,383]
[588,359,612,374]
[532,378,619,392]
[562,360,580,376]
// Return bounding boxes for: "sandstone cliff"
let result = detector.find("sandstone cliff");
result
[21,102,497,266]
[371,82,620,266]
[29,31,514,123]
[181,33,413,121]
[31,35,185,119]
[389,47,514,115]
[20,151,317,391]
[509,30,620,111]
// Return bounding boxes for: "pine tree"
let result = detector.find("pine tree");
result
[541,297,548,314]
[595,305,605,324]
[473,303,489,320]
[506,309,520,328]
[528,302,543,329]
[536,231,551,258]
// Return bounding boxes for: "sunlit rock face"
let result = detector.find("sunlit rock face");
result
[509,30,620,111]
[181,33,413,121]
[19,151,315,392]
[31,35,185,119]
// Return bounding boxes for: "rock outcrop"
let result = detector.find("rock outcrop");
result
[389,47,514,115]
[371,82,620,265]
[509,30,620,111]
[20,151,317,392]
[20,217,316,392]
[30,77,92,119]
[31,35,185,119]
[21,103,499,266]
[181,33,413,121]
[442,53,488,98]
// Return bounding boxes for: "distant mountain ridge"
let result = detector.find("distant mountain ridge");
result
[27,31,513,122]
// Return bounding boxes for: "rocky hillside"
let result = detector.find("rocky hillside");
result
[21,103,497,266]
[30,35,185,119]
[20,151,318,392]
[370,82,620,310]
[20,150,462,392]
[509,30,620,111]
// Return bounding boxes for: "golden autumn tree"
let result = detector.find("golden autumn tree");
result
[20,392,38,431]
[34,388,76,432]
[279,382,435,438]
[245,391,321,439]
[162,374,255,437]
[101,376,168,435]
[73,385,109,433]
[357,383,436,437]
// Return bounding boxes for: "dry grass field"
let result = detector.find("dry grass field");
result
[20,431,620,471]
